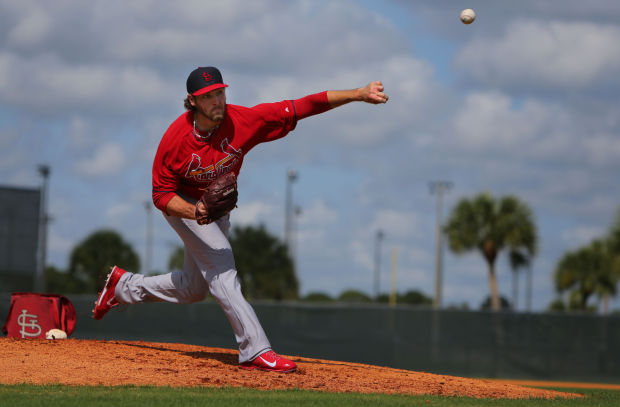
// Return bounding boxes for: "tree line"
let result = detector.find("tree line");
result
[45,224,432,306]
[45,193,620,313]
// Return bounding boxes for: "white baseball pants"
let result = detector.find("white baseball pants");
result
[114,213,271,363]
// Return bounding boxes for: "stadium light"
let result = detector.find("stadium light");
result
[35,165,50,292]
[429,181,452,309]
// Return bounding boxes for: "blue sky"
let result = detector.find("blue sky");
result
[1,0,619,312]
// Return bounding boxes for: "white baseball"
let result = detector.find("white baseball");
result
[45,329,68,340]
[460,9,476,24]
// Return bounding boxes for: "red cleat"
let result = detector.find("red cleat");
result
[239,350,297,373]
[92,266,126,320]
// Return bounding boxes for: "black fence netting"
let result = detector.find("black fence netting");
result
[2,295,618,382]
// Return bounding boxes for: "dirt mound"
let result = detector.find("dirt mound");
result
[0,338,578,399]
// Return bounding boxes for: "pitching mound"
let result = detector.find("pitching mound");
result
[0,338,578,399]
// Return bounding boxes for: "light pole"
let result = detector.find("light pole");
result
[389,248,398,307]
[35,165,50,292]
[291,205,302,269]
[526,264,533,312]
[284,169,298,255]
[429,181,452,309]
[373,229,384,300]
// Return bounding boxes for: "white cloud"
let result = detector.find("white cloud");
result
[105,202,134,223]
[448,91,577,159]
[234,201,275,225]
[0,52,173,114]
[301,55,445,147]
[584,134,620,165]
[348,209,421,273]
[298,200,338,226]
[370,209,420,239]
[97,0,279,62]
[48,230,75,256]
[446,90,620,168]
[6,7,52,49]
[0,52,13,90]
[0,130,19,166]
[456,20,620,89]
[75,143,126,176]
[349,237,374,271]
[294,200,339,257]
[561,226,605,247]
[67,116,92,148]
[452,91,540,149]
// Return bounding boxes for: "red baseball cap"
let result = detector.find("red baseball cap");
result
[186,66,228,96]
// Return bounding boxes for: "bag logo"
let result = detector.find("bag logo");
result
[17,309,42,338]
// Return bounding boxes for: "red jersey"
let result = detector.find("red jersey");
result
[152,100,298,213]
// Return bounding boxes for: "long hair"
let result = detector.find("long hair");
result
[184,97,195,111]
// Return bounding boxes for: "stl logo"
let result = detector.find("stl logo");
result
[17,309,42,338]
[202,72,212,82]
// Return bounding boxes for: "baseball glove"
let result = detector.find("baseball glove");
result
[195,172,238,225]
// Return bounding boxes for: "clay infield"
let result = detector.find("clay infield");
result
[0,338,581,399]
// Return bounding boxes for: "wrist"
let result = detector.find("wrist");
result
[355,87,365,102]
[166,195,198,219]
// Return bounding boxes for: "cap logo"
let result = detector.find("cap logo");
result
[187,67,227,96]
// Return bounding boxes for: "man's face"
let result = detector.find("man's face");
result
[191,88,227,123]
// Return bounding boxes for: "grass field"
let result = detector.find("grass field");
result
[0,385,618,407]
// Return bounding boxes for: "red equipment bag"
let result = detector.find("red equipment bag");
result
[2,292,76,339]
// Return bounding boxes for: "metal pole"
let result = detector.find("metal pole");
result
[284,169,297,255]
[512,268,519,311]
[291,205,302,271]
[144,201,153,275]
[373,230,384,300]
[526,264,532,312]
[389,248,398,307]
[35,165,50,292]
[429,181,452,309]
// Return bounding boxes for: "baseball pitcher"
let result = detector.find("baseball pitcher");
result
[93,66,388,372]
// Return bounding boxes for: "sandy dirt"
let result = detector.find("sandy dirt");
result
[0,338,581,399]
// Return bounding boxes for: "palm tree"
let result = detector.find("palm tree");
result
[609,205,620,252]
[554,239,617,312]
[444,192,537,311]
[553,206,620,313]
[608,206,620,293]
[508,250,531,311]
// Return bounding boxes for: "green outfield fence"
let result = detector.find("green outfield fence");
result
[2,294,619,383]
